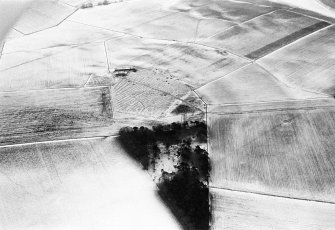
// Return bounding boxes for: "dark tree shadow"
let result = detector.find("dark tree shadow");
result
[117,121,211,230]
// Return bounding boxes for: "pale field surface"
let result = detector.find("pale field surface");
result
[208,106,335,202]
[0,137,182,230]
[195,19,236,42]
[126,12,199,42]
[0,87,114,145]
[258,25,335,96]
[104,36,173,69]
[124,69,191,98]
[113,77,180,119]
[60,0,131,7]
[208,98,335,114]
[13,0,76,35]
[0,42,108,91]
[319,0,335,9]
[185,0,275,23]
[0,0,32,43]
[211,188,335,230]
[3,29,24,41]
[105,36,249,87]
[271,0,335,18]
[67,0,173,32]
[201,10,327,59]
[162,0,209,12]
[0,46,71,72]
[3,21,120,54]
[196,64,327,105]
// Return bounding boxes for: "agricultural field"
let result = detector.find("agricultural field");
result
[0,137,181,230]
[195,19,236,42]
[258,25,335,96]
[3,29,23,41]
[68,1,173,32]
[2,21,120,53]
[124,69,191,98]
[113,77,180,119]
[126,12,199,42]
[0,42,109,91]
[208,103,335,202]
[196,64,327,105]
[211,188,335,230]
[201,9,330,59]
[104,36,173,69]
[186,0,275,23]
[0,87,114,145]
[60,0,131,8]
[1,0,335,229]
[105,37,249,87]
[13,0,76,34]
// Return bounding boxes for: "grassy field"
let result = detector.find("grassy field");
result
[0,87,114,145]
[196,64,326,105]
[258,25,335,96]
[0,137,181,230]
[0,42,108,91]
[201,10,329,59]
[14,0,76,34]
[211,188,335,230]
[208,104,335,202]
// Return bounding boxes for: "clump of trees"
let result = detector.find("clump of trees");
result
[118,121,210,230]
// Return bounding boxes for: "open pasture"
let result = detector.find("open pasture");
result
[196,64,326,105]
[258,25,335,96]
[0,87,114,145]
[208,104,335,202]
[0,42,108,91]
[13,0,76,34]
[0,137,181,230]
[202,10,330,59]
[211,188,335,230]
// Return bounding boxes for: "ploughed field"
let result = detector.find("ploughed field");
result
[208,101,335,202]
[0,87,114,145]
[211,188,335,230]
[258,25,335,96]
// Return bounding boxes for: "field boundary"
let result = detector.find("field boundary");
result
[0,135,118,149]
[207,98,335,114]
[210,186,335,205]
[245,20,331,59]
